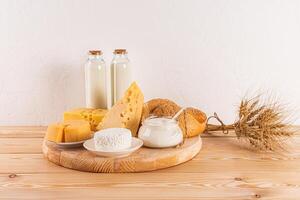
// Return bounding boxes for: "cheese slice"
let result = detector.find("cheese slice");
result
[46,120,91,143]
[97,82,144,136]
[63,108,107,131]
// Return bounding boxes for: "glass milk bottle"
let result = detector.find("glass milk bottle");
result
[110,49,132,106]
[85,50,107,109]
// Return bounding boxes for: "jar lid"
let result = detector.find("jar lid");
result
[114,49,127,54]
[89,50,102,55]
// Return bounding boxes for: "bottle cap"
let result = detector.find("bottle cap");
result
[114,49,127,54]
[89,50,102,55]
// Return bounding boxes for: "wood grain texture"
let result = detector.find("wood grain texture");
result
[42,137,202,173]
[2,173,300,200]
[1,126,300,200]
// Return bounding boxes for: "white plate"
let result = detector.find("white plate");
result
[83,137,143,158]
[47,140,87,148]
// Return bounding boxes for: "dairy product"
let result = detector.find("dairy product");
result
[63,108,107,131]
[110,49,132,106]
[94,128,132,151]
[97,82,144,137]
[85,50,107,109]
[138,117,183,148]
[46,123,65,143]
[46,120,91,143]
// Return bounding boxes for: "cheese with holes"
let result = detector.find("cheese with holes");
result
[63,108,107,131]
[97,82,144,136]
[46,120,91,143]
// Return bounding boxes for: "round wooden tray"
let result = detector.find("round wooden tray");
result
[42,136,202,173]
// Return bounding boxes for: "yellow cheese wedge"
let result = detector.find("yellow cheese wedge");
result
[46,120,91,143]
[63,108,107,131]
[97,82,144,136]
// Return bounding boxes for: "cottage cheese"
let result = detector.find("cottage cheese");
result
[94,128,132,151]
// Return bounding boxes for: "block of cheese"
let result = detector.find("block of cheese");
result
[46,120,91,143]
[64,120,92,142]
[46,123,65,143]
[63,108,107,131]
[97,82,144,137]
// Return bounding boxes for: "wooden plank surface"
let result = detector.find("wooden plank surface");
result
[0,126,300,199]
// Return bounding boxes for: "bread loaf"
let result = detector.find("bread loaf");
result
[141,98,207,138]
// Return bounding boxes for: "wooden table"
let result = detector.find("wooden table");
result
[1,126,300,199]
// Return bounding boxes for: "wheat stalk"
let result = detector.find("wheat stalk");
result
[206,96,295,151]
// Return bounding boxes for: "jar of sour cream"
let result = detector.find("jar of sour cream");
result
[138,117,183,148]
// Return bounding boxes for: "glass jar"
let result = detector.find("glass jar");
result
[85,50,107,109]
[138,117,183,148]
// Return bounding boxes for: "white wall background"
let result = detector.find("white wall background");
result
[1,0,300,125]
